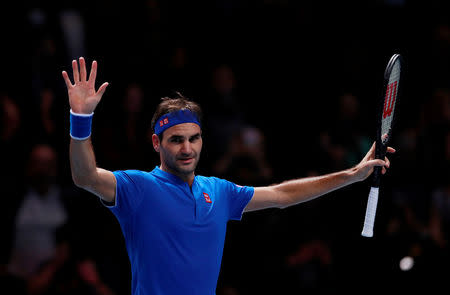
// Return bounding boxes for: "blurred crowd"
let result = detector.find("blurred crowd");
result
[1,1,449,294]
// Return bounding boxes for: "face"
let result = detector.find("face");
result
[152,123,202,181]
[27,144,58,193]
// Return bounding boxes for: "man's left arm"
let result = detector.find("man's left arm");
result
[245,143,395,212]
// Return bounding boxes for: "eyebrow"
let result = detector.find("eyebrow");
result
[189,133,201,139]
[168,132,201,140]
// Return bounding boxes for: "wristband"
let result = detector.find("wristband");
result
[70,109,94,140]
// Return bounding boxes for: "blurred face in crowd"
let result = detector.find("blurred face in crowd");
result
[27,144,58,194]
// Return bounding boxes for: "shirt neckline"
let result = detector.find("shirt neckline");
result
[152,166,196,186]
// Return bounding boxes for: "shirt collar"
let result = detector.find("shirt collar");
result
[151,166,194,186]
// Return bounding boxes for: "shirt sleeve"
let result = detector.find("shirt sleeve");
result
[103,170,145,219]
[222,180,254,221]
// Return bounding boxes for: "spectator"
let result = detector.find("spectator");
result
[7,144,70,280]
[212,125,273,186]
[1,94,27,276]
[202,63,248,162]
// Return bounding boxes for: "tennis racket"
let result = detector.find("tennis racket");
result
[361,54,403,237]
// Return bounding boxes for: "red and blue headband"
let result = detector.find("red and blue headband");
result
[154,109,201,135]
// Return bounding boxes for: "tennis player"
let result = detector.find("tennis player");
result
[63,57,395,295]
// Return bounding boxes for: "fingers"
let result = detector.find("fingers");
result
[72,59,80,82]
[88,60,97,84]
[371,157,391,169]
[61,71,73,88]
[365,158,387,175]
[363,142,376,161]
[382,157,390,174]
[382,147,395,174]
[387,146,396,153]
[365,143,395,161]
[368,156,392,175]
[368,159,386,168]
[96,82,109,97]
[69,57,100,86]
[79,57,87,81]
[368,141,376,154]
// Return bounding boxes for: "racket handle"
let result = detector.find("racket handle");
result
[361,187,379,237]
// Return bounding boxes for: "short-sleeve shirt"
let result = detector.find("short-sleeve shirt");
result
[105,166,254,295]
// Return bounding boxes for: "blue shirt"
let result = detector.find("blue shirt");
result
[106,167,254,295]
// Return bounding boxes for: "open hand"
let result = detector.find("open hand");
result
[62,57,108,114]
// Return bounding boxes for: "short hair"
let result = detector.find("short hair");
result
[151,92,203,139]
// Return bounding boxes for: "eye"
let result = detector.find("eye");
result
[170,137,183,144]
[189,134,201,142]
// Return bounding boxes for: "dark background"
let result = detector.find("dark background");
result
[1,1,449,294]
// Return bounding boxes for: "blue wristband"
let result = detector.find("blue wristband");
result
[70,109,94,140]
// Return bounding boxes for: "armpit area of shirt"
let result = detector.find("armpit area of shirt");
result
[100,197,115,207]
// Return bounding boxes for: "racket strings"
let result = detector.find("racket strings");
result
[381,61,400,141]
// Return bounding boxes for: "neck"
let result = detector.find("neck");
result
[160,164,195,187]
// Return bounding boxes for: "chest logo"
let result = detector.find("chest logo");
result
[203,192,212,203]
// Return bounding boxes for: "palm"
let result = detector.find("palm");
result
[69,81,100,113]
[62,57,108,114]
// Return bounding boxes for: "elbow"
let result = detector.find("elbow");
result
[277,198,291,209]
[274,190,292,209]
[72,174,86,188]
[71,173,93,189]
[266,185,292,209]
[275,190,306,209]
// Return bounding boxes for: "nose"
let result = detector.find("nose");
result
[180,141,192,155]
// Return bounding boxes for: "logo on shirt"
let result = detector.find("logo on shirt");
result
[203,192,212,203]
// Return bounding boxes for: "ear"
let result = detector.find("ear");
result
[152,134,160,152]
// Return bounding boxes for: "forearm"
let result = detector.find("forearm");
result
[274,168,358,208]
[247,142,391,212]
[69,137,116,201]
[70,138,98,186]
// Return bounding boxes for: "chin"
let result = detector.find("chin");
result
[178,161,198,174]
[178,165,196,175]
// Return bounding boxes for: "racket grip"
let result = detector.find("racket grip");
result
[361,187,379,237]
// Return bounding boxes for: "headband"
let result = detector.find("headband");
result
[154,109,201,136]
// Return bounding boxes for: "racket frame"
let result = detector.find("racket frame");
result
[362,53,403,237]
[373,53,402,187]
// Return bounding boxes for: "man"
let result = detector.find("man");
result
[7,144,69,279]
[62,57,394,295]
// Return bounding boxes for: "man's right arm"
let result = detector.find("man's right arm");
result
[70,138,116,203]
[63,57,114,202]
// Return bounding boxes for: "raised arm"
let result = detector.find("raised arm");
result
[245,142,395,212]
[62,57,116,202]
